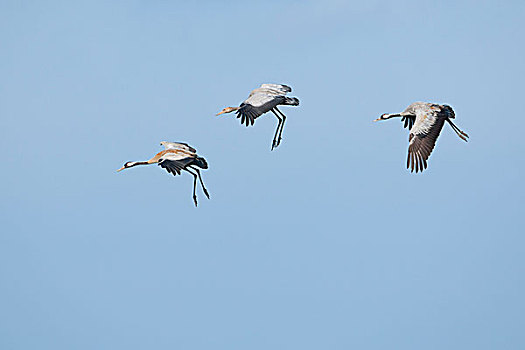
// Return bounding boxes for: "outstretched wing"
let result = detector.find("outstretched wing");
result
[407,114,445,173]
[160,141,196,153]
[158,151,195,176]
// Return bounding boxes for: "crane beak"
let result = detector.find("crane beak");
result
[117,166,125,172]
[216,110,226,116]
[373,118,381,122]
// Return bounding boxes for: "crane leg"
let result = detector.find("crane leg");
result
[185,168,199,207]
[274,107,287,147]
[270,109,283,150]
[190,166,210,199]
[446,119,469,142]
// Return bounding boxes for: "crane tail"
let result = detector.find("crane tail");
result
[442,105,455,119]
[193,157,208,169]
[283,97,299,106]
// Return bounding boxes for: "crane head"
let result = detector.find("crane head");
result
[374,113,389,122]
[374,113,399,122]
[216,107,239,116]
[117,161,134,172]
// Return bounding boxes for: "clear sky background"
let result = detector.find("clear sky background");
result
[1,0,524,349]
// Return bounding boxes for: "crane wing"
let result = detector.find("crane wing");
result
[158,152,194,176]
[401,115,415,130]
[160,141,197,153]
[158,159,194,176]
[234,84,294,126]
[258,84,292,94]
[237,93,283,126]
[157,150,197,175]
[407,116,445,173]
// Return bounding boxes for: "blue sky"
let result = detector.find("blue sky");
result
[1,0,524,349]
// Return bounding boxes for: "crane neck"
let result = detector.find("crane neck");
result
[129,161,150,168]
[385,113,402,119]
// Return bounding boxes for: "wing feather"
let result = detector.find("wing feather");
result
[158,157,194,176]
[160,141,196,153]
[259,83,292,93]
[407,117,445,173]
[234,84,294,127]
[401,115,415,130]
[235,94,282,126]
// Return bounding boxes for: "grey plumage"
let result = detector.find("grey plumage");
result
[217,83,300,150]
[376,102,469,173]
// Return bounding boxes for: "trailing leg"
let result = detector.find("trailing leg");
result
[447,118,469,142]
[275,107,287,147]
[270,109,283,150]
[190,166,210,199]
[185,168,198,207]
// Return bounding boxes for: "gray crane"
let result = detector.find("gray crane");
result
[374,102,469,173]
[117,141,210,207]
[217,83,300,150]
